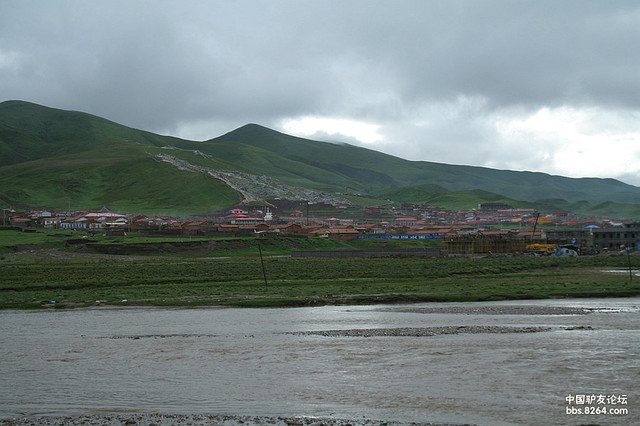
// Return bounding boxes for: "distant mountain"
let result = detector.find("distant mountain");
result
[1,100,640,218]
[212,123,640,205]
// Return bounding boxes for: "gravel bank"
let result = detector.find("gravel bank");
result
[0,414,466,426]
[289,325,552,338]
[386,305,591,316]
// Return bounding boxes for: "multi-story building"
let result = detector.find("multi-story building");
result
[545,228,591,248]
[592,223,640,251]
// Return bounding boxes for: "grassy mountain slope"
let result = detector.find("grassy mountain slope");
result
[188,140,361,192]
[211,124,640,205]
[0,149,240,215]
[0,101,239,215]
[376,184,535,211]
[2,100,640,218]
[417,164,639,205]
[210,124,411,189]
[0,100,192,166]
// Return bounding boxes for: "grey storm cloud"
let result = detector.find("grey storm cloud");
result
[2,0,640,183]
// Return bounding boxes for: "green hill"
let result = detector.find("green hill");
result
[0,100,192,165]
[1,100,640,218]
[375,185,536,211]
[0,101,239,215]
[211,124,640,205]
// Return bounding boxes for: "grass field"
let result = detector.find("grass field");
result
[1,236,638,309]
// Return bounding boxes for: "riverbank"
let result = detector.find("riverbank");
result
[0,413,462,426]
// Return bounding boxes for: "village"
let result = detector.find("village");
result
[3,201,639,256]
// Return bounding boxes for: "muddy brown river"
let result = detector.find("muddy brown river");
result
[1,298,638,425]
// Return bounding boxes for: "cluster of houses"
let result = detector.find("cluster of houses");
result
[2,207,363,240]
[2,204,639,252]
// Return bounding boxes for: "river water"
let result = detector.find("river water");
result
[1,298,638,425]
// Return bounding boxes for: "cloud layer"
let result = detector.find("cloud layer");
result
[2,0,639,184]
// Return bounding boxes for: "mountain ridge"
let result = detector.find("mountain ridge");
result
[1,100,639,218]
[208,121,639,206]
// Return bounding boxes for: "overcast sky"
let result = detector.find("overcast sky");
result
[2,0,640,186]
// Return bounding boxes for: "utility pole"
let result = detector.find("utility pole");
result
[531,212,540,241]
[258,242,268,287]
[627,247,633,281]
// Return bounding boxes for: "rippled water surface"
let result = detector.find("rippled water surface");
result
[1,298,638,425]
